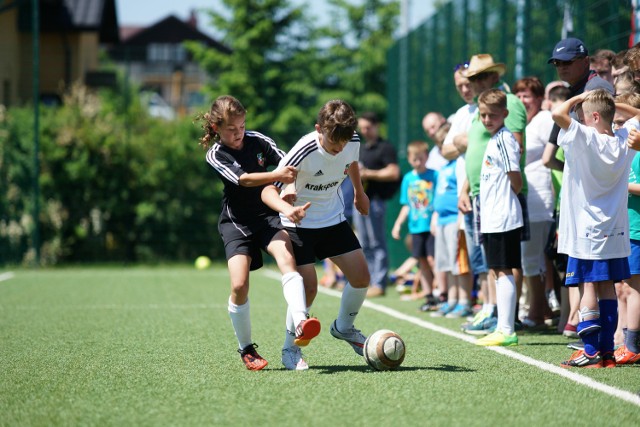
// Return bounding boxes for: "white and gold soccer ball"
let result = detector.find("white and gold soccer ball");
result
[363,329,406,371]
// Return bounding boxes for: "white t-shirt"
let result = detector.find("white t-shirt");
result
[524,110,555,222]
[275,131,359,229]
[442,103,477,195]
[480,127,523,233]
[557,119,638,259]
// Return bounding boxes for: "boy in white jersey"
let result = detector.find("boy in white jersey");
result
[474,89,524,347]
[262,99,371,368]
[552,89,640,368]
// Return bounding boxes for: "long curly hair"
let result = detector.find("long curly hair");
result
[195,95,246,149]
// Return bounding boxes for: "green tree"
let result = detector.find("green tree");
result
[186,0,315,146]
[315,0,400,120]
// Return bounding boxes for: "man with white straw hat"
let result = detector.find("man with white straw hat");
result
[457,54,528,343]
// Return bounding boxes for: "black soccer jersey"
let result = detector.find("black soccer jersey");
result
[206,131,285,228]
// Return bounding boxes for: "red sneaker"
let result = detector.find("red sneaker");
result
[560,350,603,368]
[294,317,321,347]
[238,343,268,371]
[615,345,640,365]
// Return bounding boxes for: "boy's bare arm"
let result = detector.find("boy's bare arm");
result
[552,92,589,130]
[615,102,640,122]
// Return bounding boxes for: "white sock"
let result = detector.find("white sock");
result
[336,283,367,331]
[282,272,308,328]
[283,307,296,350]
[228,298,251,350]
[486,303,496,316]
[496,275,517,335]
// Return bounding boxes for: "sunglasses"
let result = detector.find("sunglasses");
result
[454,62,469,72]
[551,57,584,67]
[468,72,492,82]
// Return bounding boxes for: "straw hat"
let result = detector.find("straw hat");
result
[463,54,506,78]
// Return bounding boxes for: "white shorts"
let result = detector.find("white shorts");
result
[435,222,460,274]
[520,221,553,276]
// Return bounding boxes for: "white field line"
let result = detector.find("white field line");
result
[262,269,640,407]
[0,272,15,282]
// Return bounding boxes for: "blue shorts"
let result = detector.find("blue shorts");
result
[564,256,630,286]
[629,239,640,275]
[464,211,488,274]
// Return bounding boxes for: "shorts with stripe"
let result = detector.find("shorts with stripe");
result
[286,221,361,266]
[218,214,283,271]
[482,228,523,270]
[565,256,630,286]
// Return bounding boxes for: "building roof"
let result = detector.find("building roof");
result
[18,0,119,43]
[120,15,230,54]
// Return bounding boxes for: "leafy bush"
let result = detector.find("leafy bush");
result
[0,85,224,265]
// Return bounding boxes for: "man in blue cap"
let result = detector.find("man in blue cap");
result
[543,37,614,171]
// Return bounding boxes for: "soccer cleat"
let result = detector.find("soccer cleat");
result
[601,352,616,368]
[445,304,473,319]
[614,345,640,365]
[238,343,268,371]
[560,350,603,368]
[475,330,518,346]
[462,309,490,329]
[281,345,309,371]
[463,315,497,336]
[294,316,321,347]
[330,320,366,356]
[430,302,455,317]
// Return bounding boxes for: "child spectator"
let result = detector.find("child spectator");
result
[613,92,640,364]
[430,140,473,319]
[474,89,523,347]
[552,89,639,368]
[391,141,439,311]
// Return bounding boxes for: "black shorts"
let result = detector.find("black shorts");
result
[482,228,522,270]
[218,215,283,271]
[286,221,361,266]
[411,231,435,258]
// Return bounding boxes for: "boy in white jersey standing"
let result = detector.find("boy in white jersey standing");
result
[552,89,640,368]
[473,89,524,347]
[262,99,371,368]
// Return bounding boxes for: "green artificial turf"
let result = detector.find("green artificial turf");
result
[1,266,639,426]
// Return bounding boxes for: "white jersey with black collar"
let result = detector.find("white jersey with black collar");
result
[275,131,360,229]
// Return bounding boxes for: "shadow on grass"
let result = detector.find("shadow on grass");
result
[309,364,476,374]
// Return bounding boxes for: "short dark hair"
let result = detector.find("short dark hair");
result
[358,111,379,124]
[317,100,358,143]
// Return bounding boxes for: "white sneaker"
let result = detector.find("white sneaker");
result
[329,320,366,356]
[281,345,308,371]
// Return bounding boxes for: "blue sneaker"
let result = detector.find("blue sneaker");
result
[445,303,473,319]
[430,302,455,317]
[463,315,497,336]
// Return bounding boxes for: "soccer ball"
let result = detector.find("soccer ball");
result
[363,329,406,371]
[194,256,211,270]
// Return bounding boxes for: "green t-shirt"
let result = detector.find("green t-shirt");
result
[551,147,565,210]
[628,152,640,240]
[465,90,528,197]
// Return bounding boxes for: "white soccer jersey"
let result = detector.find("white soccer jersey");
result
[558,118,638,259]
[480,127,523,233]
[275,131,360,229]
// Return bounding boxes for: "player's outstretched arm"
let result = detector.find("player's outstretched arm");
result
[261,184,309,224]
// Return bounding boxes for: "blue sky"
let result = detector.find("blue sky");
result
[115,0,434,38]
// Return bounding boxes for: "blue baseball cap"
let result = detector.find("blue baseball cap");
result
[548,38,589,63]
